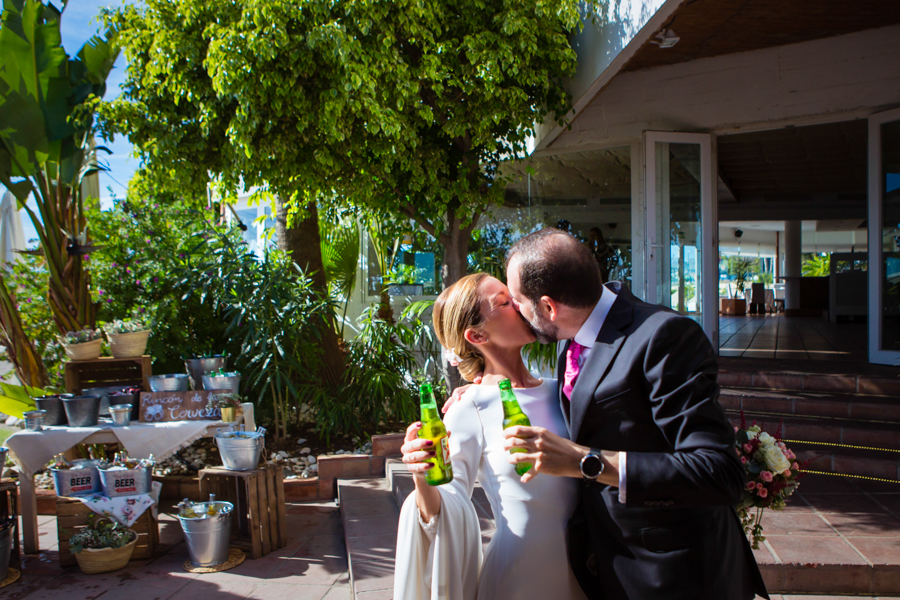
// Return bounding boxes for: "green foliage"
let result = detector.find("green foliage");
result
[726,257,758,296]
[802,253,830,277]
[68,515,135,554]
[468,224,514,282]
[100,0,597,290]
[87,191,242,374]
[0,382,44,418]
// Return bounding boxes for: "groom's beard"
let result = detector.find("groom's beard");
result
[520,310,559,344]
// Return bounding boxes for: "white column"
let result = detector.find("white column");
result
[784,221,802,311]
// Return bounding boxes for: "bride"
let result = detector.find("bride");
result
[394,273,586,600]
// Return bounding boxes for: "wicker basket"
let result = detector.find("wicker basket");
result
[64,338,102,361]
[73,530,138,573]
[107,330,150,359]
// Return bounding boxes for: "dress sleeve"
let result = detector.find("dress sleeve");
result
[393,395,485,600]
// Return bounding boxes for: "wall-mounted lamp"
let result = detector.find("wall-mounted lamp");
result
[651,29,680,49]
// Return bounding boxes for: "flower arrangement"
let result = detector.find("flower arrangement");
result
[68,514,136,553]
[208,392,242,410]
[62,328,102,345]
[735,413,804,549]
[103,318,149,335]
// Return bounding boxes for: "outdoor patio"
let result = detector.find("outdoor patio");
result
[2,502,350,600]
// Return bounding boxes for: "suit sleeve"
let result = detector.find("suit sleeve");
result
[622,316,746,507]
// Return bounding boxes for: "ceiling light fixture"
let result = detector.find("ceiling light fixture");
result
[651,29,680,49]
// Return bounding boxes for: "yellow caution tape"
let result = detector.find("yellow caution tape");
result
[798,469,900,484]
[781,439,900,454]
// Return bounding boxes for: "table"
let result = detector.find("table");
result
[743,288,775,313]
[7,420,235,554]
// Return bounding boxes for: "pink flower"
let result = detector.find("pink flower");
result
[756,482,764,490]
[760,471,773,482]
[758,487,768,498]
[743,443,753,454]
[740,456,747,464]
[783,469,791,477]
[791,462,799,470]
[734,426,739,432]
[746,481,756,491]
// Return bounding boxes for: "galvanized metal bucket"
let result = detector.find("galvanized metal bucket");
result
[33,395,71,426]
[0,448,8,470]
[201,373,240,394]
[184,357,227,391]
[177,497,234,568]
[0,519,14,578]
[83,386,130,416]
[215,434,264,471]
[23,410,46,431]
[98,465,153,497]
[61,396,101,427]
[51,459,102,496]
[148,374,190,392]
[109,404,132,426]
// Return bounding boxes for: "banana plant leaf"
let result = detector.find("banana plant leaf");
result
[0,382,46,418]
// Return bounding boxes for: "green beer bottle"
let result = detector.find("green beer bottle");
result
[418,383,453,486]
[499,378,533,475]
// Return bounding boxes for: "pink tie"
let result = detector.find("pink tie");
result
[563,342,585,399]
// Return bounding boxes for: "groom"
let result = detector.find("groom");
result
[500,228,766,599]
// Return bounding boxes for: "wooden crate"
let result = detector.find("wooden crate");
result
[0,479,20,564]
[56,497,159,566]
[64,356,152,394]
[198,465,288,559]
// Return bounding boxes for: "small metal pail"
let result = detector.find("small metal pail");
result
[23,410,46,431]
[61,396,101,427]
[109,404,132,426]
[215,434,264,471]
[202,373,240,394]
[177,499,234,567]
[51,459,102,496]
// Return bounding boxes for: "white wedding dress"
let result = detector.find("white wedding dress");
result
[394,379,587,600]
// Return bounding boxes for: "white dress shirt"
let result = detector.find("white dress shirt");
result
[569,285,627,503]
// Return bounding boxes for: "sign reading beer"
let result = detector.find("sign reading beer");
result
[139,390,226,422]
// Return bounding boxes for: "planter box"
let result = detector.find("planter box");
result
[721,298,747,316]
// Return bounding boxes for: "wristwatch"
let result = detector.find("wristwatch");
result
[580,452,605,480]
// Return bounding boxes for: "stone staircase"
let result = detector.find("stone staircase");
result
[337,361,900,598]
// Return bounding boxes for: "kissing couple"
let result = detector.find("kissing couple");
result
[393,228,768,600]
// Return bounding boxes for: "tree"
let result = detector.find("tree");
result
[100,0,593,295]
[0,0,119,386]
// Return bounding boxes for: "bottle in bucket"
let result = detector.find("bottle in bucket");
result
[418,383,453,486]
[499,378,532,475]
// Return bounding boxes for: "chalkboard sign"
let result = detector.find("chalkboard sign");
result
[139,390,229,422]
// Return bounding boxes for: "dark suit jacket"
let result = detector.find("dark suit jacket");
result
[560,282,768,600]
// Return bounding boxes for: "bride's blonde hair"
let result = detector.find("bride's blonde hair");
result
[433,273,489,382]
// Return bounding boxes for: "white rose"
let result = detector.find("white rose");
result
[759,444,791,474]
[757,432,775,447]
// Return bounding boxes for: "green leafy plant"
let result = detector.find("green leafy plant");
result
[103,318,149,335]
[0,382,44,418]
[802,253,830,277]
[728,257,757,298]
[68,515,136,554]
[62,329,102,345]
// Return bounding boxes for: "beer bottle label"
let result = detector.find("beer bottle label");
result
[440,436,451,467]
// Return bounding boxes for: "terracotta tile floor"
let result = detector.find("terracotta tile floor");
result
[2,503,351,600]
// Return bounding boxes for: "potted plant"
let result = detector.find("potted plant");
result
[104,318,151,358]
[209,392,242,423]
[722,257,754,316]
[61,328,103,361]
[68,515,138,573]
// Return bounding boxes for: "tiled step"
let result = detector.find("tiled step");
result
[718,367,900,396]
[720,387,900,424]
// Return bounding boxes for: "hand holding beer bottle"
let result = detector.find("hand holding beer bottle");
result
[417,383,453,486]
[499,378,533,475]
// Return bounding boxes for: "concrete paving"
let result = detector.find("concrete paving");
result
[2,502,351,600]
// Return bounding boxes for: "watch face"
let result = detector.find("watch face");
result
[582,454,603,478]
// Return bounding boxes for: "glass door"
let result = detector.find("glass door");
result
[644,132,717,345]
[868,108,900,365]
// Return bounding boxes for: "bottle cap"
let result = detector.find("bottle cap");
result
[498,378,512,390]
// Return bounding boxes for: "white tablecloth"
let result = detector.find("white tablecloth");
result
[6,420,226,477]
[744,288,776,312]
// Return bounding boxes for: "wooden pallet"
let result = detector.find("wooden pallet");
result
[64,356,152,394]
[56,497,159,566]
[198,465,288,559]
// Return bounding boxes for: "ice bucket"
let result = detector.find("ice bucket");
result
[61,395,101,427]
[97,465,153,497]
[0,518,14,580]
[23,409,47,431]
[202,372,240,395]
[184,357,227,391]
[33,394,71,426]
[109,404,132,426]
[148,374,190,392]
[176,496,234,568]
[51,459,102,496]
[215,433,264,471]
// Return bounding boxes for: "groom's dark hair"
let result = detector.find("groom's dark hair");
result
[506,228,603,309]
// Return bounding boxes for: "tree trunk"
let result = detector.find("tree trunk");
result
[0,277,48,388]
[275,198,345,387]
[438,210,479,392]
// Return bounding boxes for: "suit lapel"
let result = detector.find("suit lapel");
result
[568,285,635,441]
[557,340,570,433]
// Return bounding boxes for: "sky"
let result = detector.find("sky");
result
[12,0,137,245]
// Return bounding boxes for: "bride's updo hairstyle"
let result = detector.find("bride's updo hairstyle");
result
[433,273,489,382]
